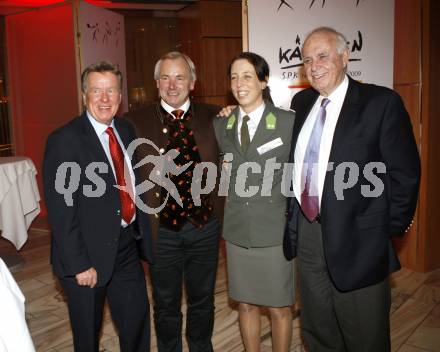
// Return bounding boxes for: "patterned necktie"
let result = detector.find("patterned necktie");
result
[240,115,251,151]
[105,127,135,224]
[301,98,330,221]
[172,109,185,120]
[160,107,211,231]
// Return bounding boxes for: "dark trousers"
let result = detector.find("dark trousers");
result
[60,225,150,352]
[150,217,220,352]
[297,213,391,352]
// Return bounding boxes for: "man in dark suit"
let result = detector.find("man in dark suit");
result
[283,27,421,351]
[125,52,222,352]
[43,61,153,352]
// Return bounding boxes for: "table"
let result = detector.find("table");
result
[0,157,41,250]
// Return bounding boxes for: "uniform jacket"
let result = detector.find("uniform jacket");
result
[214,102,295,248]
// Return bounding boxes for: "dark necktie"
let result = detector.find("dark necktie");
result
[241,115,251,151]
[301,98,330,221]
[106,127,135,224]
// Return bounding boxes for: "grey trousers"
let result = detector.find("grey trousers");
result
[297,213,391,352]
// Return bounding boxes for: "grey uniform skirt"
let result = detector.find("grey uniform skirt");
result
[226,241,295,307]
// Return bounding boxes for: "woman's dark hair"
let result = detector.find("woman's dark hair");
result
[228,52,273,104]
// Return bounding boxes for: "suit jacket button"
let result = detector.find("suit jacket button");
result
[117,209,120,215]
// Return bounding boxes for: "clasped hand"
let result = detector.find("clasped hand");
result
[75,267,97,288]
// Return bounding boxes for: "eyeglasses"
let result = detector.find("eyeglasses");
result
[88,88,121,97]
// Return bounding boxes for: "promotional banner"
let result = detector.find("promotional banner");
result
[78,1,128,112]
[248,0,394,108]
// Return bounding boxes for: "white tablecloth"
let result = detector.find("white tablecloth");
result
[0,258,35,351]
[0,157,41,250]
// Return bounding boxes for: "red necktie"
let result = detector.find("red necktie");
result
[105,127,135,224]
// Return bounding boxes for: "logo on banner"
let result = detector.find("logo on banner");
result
[277,0,293,11]
[277,0,364,12]
[86,21,122,46]
[278,30,365,87]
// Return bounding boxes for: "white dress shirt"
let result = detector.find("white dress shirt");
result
[86,112,136,226]
[161,99,190,118]
[293,75,349,206]
[237,102,266,145]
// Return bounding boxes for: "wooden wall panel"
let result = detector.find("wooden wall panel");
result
[199,37,242,97]
[392,84,422,270]
[392,0,424,271]
[423,0,440,271]
[121,1,242,109]
[393,0,421,85]
[393,0,440,272]
[196,95,230,107]
[178,4,203,98]
[178,0,242,105]
[122,12,177,110]
[200,1,241,37]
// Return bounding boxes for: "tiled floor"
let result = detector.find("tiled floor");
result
[1,228,440,351]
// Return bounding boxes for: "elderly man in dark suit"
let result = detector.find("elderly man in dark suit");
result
[283,27,421,351]
[43,61,153,352]
[125,52,222,352]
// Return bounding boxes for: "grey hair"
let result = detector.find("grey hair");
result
[81,61,122,93]
[153,51,197,81]
[302,27,349,54]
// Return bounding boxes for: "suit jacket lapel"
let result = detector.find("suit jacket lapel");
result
[114,117,131,151]
[79,113,116,185]
[114,116,145,191]
[327,77,361,163]
[80,113,109,163]
[321,77,361,209]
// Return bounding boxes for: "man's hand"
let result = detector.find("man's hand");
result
[217,105,237,118]
[75,267,97,288]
